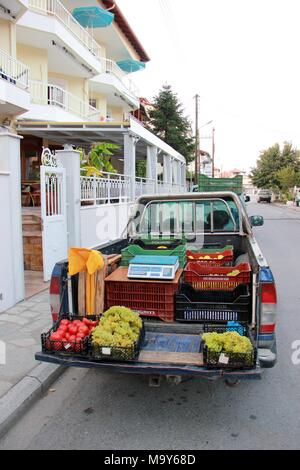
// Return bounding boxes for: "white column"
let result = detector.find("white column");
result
[55,145,81,247]
[0,129,24,311]
[146,145,158,191]
[163,154,172,184]
[182,163,186,189]
[124,134,136,200]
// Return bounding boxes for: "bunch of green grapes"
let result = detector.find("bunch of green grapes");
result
[92,306,142,348]
[203,331,253,354]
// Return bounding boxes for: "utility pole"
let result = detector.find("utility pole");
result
[212,127,215,177]
[194,94,200,185]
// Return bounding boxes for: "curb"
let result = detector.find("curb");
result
[273,203,300,212]
[0,363,66,439]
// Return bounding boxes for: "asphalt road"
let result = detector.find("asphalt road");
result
[1,202,300,450]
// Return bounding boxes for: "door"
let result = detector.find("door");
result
[40,165,68,281]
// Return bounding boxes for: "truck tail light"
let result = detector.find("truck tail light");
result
[260,283,277,334]
[50,275,60,323]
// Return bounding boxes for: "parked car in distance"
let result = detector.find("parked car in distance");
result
[257,189,272,203]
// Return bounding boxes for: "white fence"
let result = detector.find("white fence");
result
[80,172,186,205]
[81,172,131,205]
[0,49,29,90]
[29,80,104,121]
[28,0,102,60]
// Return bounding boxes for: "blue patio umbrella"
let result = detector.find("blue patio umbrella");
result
[116,59,146,73]
[72,6,114,28]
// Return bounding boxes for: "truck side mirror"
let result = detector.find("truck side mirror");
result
[249,215,264,227]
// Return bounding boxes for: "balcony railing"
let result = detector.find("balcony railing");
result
[101,58,140,100]
[135,177,156,198]
[81,172,131,205]
[0,49,29,90]
[28,0,102,60]
[80,173,186,205]
[29,80,104,121]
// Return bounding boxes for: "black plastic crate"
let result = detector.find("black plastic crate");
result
[175,284,251,322]
[41,315,100,357]
[202,322,257,369]
[89,322,145,362]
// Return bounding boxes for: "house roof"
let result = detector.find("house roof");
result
[101,0,150,63]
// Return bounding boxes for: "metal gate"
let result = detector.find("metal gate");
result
[40,149,68,281]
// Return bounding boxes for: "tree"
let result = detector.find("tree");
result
[148,84,195,163]
[276,166,300,191]
[251,142,300,190]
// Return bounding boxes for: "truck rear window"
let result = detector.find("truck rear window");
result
[134,198,239,236]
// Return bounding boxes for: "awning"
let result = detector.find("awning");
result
[116,59,146,73]
[16,119,186,164]
[72,6,114,28]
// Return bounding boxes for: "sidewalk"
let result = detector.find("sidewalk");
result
[273,202,300,211]
[0,290,64,437]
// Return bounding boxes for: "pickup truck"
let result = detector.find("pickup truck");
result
[36,191,277,384]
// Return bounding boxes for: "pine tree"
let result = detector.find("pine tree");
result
[148,84,195,163]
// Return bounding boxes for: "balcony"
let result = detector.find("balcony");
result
[22,80,105,122]
[91,58,140,110]
[0,1,28,21]
[17,0,103,76]
[0,49,30,115]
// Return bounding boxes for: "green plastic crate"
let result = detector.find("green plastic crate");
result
[120,244,186,268]
[198,175,243,195]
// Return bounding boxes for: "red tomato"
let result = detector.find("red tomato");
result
[73,320,83,327]
[60,319,70,326]
[83,317,92,327]
[78,325,89,336]
[76,332,85,340]
[50,332,62,341]
[65,332,70,340]
[57,325,67,334]
[90,321,98,327]
[69,335,76,342]
[68,325,78,335]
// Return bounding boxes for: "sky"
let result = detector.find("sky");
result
[117,0,300,172]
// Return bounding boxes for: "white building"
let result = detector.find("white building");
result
[0,0,186,311]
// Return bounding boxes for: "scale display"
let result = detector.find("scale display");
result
[128,255,179,280]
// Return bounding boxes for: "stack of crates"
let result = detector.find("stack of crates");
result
[174,243,252,323]
[105,267,182,322]
[198,175,243,195]
[120,244,186,268]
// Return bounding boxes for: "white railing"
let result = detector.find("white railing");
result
[81,172,131,205]
[29,0,102,60]
[135,177,156,197]
[80,173,185,205]
[102,58,140,99]
[29,80,105,121]
[0,49,29,89]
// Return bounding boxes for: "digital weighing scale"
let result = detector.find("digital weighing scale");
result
[128,255,179,280]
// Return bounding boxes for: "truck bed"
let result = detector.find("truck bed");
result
[35,321,262,380]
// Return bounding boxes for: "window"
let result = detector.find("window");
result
[89,98,97,108]
[135,198,238,236]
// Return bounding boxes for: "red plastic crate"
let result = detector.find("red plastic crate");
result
[184,263,251,291]
[186,248,234,266]
[105,268,182,322]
